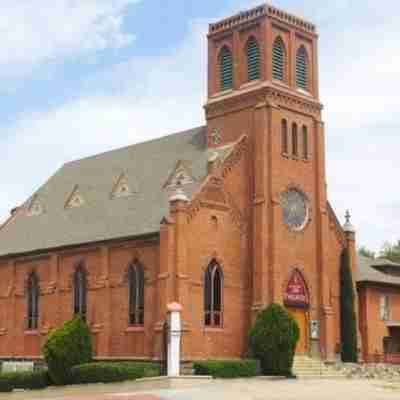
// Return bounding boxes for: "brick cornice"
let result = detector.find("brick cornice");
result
[208,4,316,37]
[205,83,322,120]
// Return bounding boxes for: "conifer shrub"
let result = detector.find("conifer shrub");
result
[340,247,358,362]
[193,359,258,378]
[43,316,92,385]
[249,303,299,376]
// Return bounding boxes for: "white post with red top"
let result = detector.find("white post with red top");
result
[167,302,182,377]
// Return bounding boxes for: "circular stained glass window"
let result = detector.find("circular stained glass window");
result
[281,189,309,231]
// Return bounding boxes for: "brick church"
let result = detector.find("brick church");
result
[1,4,400,365]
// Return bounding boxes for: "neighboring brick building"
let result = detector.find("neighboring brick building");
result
[357,256,400,363]
[0,4,392,365]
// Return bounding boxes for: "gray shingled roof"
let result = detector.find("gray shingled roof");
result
[357,255,400,286]
[0,126,223,257]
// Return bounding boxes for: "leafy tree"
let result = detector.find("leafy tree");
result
[380,240,400,263]
[43,316,92,385]
[340,247,358,362]
[358,246,375,259]
[249,303,299,376]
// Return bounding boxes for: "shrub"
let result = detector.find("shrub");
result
[193,359,258,378]
[43,316,92,385]
[70,362,160,384]
[0,370,49,392]
[340,247,358,362]
[249,303,299,376]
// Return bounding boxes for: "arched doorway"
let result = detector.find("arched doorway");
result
[284,269,310,354]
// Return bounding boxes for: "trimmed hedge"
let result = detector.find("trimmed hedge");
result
[0,370,49,392]
[70,362,160,384]
[193,359,258,378]
[43,316,92,385]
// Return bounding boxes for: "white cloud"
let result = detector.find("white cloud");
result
[0,20,207,223]
[0,0,138,77]
[1,1,399,254]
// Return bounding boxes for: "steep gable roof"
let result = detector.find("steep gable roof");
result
[0,126,210,257]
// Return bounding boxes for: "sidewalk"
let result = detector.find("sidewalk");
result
[1,378,400,400]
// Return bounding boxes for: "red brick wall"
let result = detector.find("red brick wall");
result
[0,238,159,359]
[359,285,400,361]
[180,142,252,360]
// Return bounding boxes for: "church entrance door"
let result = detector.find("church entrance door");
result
[288,307,308,353]
[284,269,310,354]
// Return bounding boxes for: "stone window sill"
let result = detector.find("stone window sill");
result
[240,79,261,89]
[125,326,145,333]
[211,88,234,98]
[296,87,312,97]
[283,154,311,162]
[272,79,290,88]
[24,330,40,336]
[204,327,224,333]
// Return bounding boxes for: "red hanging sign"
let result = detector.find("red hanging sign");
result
[284,270,308,307]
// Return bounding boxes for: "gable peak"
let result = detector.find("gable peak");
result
[111,173,134,199]
[65,185,85,209]
[164,160,195,189]
[26,195,45,216]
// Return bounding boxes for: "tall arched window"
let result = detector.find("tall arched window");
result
[204,260,223,327]
[281,119,288,154]
[128,262,144,326]
[27,272,39,330]
[219,46,233,91]
[292,123,298,157]
[74,265,87,321]
[272,36,286,82]
[246,37,260,81]
[296,46,308,90]
[302,126,308,159]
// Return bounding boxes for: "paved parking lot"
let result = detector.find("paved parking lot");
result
[1,378,400,400]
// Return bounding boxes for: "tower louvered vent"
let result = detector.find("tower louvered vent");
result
[296,46,308,90]
[247,38,260,81]
[272,37,285,81]
[219,46,233,91]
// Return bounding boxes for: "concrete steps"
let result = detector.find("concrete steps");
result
[293,356,346,379]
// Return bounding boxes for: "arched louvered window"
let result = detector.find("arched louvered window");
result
[292,123,298,157]
[27,272,39,330]
[204,260,223,327]
[247,37,260,81]
[219,46,233,91]
[74,265,87,321]
[272,36,286,81]
[128,262,144,326]
[296,46,308,90]
[302,126,308,159]
[281,119,288,154]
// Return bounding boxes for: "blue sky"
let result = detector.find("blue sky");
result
[1,0,399,252]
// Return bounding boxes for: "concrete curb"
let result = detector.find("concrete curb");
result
[134,375,213,389]
[251,376,288,380]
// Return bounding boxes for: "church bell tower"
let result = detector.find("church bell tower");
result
[204,4,337,359]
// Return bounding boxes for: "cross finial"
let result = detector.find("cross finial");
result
[343,209,355,234]
[345,210,351,224]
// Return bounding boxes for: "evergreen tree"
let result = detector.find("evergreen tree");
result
[358,246,375,259]
[249,303,299,376]
[380,240,400,263]
[340,247,358,362]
